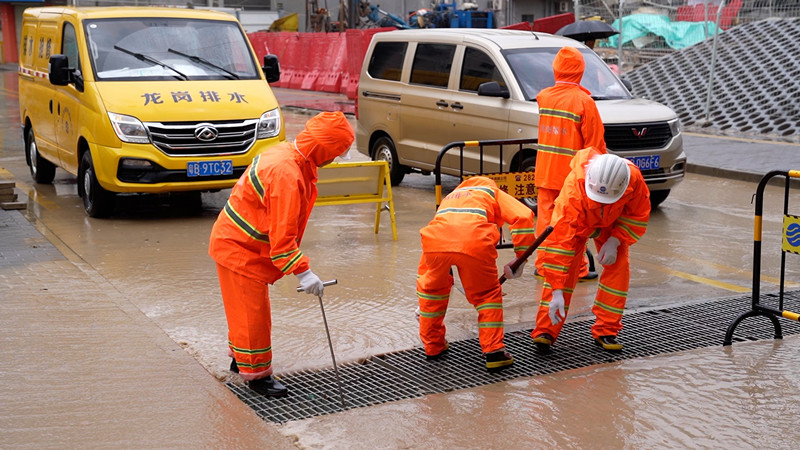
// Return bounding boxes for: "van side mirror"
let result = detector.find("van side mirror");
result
[262,54,280,83]
[621,77,633,94]
[49,55,74,86]
[477,81,509,99]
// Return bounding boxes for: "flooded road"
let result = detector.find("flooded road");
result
[2,66,799,447]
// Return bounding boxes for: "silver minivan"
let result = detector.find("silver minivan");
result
[355,29,685,207]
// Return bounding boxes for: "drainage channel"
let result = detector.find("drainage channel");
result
[226,291,800,423]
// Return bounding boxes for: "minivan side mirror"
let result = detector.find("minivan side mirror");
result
[49,55,74,86]
[477,81,510,99]
[262,54,280,83]
[621,77,633,94]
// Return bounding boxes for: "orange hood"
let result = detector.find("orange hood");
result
[294,111,355,166]
[553,46,585,85]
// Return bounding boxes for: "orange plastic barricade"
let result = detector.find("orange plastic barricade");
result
[315,161,398,240]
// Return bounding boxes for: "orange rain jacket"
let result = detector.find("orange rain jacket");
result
[208,112,355,284]
[534,46,606,191]
[420,176,536,259]
[541,148,650,291]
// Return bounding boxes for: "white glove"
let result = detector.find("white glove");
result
[597,237,621,266]
[548,289,566,325]
[503,258,526,279]
[296,269,324,297]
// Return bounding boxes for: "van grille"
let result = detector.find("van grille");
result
[604,122,673,151]
[144,119,258,157]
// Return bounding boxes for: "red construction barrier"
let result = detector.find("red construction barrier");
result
[343,27,396,99]
[533,13,574,34]
[318,32,347,93]
[501,21,533,31]
[299,33,324,90]
[284,33,305,90]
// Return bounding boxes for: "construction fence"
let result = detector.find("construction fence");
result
[574,0,800,72]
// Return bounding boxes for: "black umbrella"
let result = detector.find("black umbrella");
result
[556,20,619,42]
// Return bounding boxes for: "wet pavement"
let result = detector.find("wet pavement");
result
[2,62,800,447]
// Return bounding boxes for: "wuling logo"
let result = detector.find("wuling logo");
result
[631,127,648,138]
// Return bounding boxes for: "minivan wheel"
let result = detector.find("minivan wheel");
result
[518,155,537,213]
[79,151,115,218]
[26,127,56,184]
[372,136,405,186]
[649,189,670,209]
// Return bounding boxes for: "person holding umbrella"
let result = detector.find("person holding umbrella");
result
[208,111,354,397]
[556,19,620,49]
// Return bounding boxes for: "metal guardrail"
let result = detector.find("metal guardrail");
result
[433,137,539,208]
[724,169,800,345]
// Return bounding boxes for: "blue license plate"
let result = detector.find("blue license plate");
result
[187,160,233,177]
[627,155,660,171]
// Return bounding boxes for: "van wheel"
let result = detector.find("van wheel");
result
[649,189,670,209]
[519,155,537,213]
[79,151,115,218]
[26,127,56,184]
[372,136,405,185]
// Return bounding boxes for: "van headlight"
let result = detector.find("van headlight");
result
[108,112,150,144]
[257,108,281,139]
[668,118,681,137]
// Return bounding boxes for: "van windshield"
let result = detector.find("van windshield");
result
[503,48,631,101]
[84,18,260,81]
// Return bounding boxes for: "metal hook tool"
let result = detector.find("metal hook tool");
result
[297,279,346,408]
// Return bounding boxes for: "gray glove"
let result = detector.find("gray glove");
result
[296,269,324,297]
[549,289,566,325]
[598,237,621,266]
[503,258,526,279]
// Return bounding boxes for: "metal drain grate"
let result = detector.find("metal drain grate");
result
[227,291,800,423]
[625,18,800,144]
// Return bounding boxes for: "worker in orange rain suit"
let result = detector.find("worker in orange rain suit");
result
[208,111,354,397]
[534,45,607,281]
[416,176,537,373]
[531,148,650,353]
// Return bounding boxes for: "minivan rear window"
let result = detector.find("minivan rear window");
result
[367,41,407,81]
[410,43,455,88]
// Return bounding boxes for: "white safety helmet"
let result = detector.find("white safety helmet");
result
[585,153,631,204]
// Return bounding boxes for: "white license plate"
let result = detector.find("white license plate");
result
[627,155,660,171]
[187,160,233,177]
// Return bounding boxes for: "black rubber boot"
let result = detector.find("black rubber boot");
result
[248,375,289,398]
[532,333,553,354]
[230,357,239,373]
[485,350,514,373]
[595,335,623,351]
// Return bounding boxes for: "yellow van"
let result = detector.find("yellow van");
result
[18,7,284,217]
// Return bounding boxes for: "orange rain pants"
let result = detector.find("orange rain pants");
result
[536,187,591,278]
[417,251,505,356]
[533,230,631,342]
[217,263,274,380]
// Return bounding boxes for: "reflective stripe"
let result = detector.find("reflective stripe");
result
[478,322,504,328]
[455,186,496,198]
[247,154,265,199]
[435,207,488,219]
[598,283,628,300]
[537,143,578,157]
[540,107,581,122]
[273,249,304,273]
[542,245,576,257]
[229,341,272,355]
[418,292,450,301]
[619,215,648,228]
[475,302,503,311]
[542,263,569,273]
[593,298,625,315]
[419,310,447,318]
[224,203,270,242]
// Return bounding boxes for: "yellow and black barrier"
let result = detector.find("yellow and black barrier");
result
[315,161,397,240]
[724,169,800,345]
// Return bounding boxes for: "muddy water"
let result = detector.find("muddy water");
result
[283,337,800,448]
[3,68,800,446]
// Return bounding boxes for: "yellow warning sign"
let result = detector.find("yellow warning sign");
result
[464,172,537,199]
[783,214,800,255]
